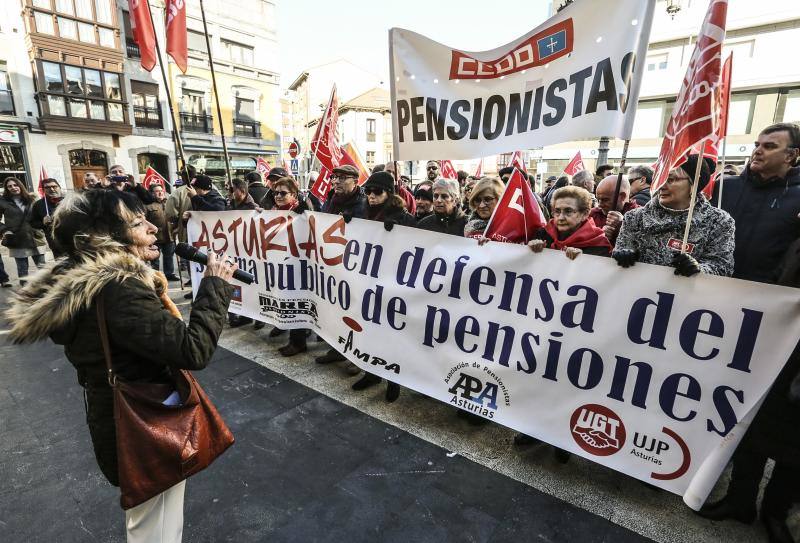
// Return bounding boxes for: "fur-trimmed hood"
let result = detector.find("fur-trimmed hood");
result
[6,251,161,344]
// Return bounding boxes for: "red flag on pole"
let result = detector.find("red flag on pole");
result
[129,0,157,71]
[510,151,527,173]
[310,86,343,173]
[482,169,546,243]
[440,160,458,180]
[256,157,271,179]
[696,53,734,162]
[651,0,729,193]
[340,144,369,185]
[563,151,586,176]
[37,165,48,197]
[165,0,188,73]
[310,166,332,202]
[142,166,167,189]
[475,158,483,178]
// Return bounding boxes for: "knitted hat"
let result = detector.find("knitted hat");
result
[363,171,395,194]
[679,154,714,192]
[414,186,433,201]
[193,174,213,190]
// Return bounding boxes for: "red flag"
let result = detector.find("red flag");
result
[483,169,546,243]
[510,151,527,173]
[475,158,483,178]
[563,151,586,176]
[340,144,369,185]
[256,157,271,179]
[695,53,734,161]
[129,0,157,71]
[37,165,48,197]
[310,166,332,202]
[440,160,458,180]
[165,0,187,73]
[142,166,167,189]
[652,0,728,192]
[310,86,343,172]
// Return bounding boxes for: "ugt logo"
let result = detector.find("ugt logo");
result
[570,403,626,457]
[447,373,498,410]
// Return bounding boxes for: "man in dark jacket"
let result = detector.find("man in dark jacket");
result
[30,177,65,257]
[417,178,467,235]
[144,184,178,280]
[228,177,258,211]
[591,175,638,244]
[699,122,800,542]
[414,186,434,221]
[628,165,653,206]
[245,170,269,207]
[315,164,369,366]
[187,174,226,211]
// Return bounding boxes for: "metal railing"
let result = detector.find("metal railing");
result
[233,118,260,138]
[126,40,140,59]
[180,112,213,133]
[133,105,162,128]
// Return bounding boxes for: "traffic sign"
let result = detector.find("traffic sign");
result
[290,159,299,176]
[288,141,300,158]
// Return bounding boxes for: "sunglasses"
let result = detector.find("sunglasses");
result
[364,187,385,196]
[475,196,496,206]
[273,190,293,197]
[433,193,452,200]
[426,165,439,170]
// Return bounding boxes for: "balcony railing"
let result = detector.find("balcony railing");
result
[180,112,213,133]
[0,90,14,115]
[234,118,260,138]
[133,105,162,129]
[126,40,140,59]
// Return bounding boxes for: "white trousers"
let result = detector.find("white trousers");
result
[125,480,186,543]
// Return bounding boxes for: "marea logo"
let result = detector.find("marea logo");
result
[258,294,318,323]
[570,404,626,456]
[445,364,510,420]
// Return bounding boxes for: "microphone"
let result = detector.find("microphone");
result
[175,243,255,285]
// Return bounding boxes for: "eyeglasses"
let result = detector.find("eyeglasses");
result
[426,165,439,170]
[433,193,452,200]
[364,187,385,196]
[475,196,496,206]
[665,175,690,185]
[273,190,293,197]
[552,207,579,217]
[332,175,354,182]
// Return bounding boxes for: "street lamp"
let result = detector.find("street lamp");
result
[666,0,681,18]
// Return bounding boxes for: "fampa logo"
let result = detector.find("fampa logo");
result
[570,403,626,457]
[449,19,573,80]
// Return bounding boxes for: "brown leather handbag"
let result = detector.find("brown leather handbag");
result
[96,294,234,510]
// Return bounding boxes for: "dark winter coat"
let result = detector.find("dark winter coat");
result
[30,196,64,256]
[417,207,468,237]
[191,188,226,212]
[248,182,273,208]
[615,194,735,276]
[145,200,172,244]
[227,194,257,211]
[0,196,46,250]
[738,239,800,465]
[6,252,234,486]
[631,187,652,207]
[321,187,368,220]
[365,195,416,228]
[713,166,800,283]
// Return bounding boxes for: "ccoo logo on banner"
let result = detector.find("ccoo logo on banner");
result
[389,0,656,160]
[187,210,800,510]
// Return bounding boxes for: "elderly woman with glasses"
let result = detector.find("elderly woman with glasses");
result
[417,178,467,236]
[613,155,735,277]
[464,177,504,239]
[528,186,612,260]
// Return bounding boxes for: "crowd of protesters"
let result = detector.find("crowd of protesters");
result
[1,121,799,540]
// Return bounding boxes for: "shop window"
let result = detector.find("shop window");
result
[0,61,14,116]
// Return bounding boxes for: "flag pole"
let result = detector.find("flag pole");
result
[146,1,190,186]
[680,141,707,253]
[717,137,728,207]
[198,0,233,188]
[611,139,631,212]
[309,86,336,176]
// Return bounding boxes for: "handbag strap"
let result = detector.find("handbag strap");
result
[95,293,116,386]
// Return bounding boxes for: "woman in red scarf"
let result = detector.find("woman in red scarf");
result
[528,186,611,258]
[271,176,301,212]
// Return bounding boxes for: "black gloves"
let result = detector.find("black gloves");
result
[384,220,395,232]
[342,213,353,223]
[672,252,701,277]
[612,249,639,268]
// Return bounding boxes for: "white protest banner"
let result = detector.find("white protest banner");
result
[389,0,655,161]
[188,211,800,508]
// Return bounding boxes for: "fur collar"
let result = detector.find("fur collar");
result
[6,251,159,344]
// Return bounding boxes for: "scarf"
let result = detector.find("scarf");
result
[367,204,386,221]
[330,188,360,210]
[153,271,182,320]
[273,200,298,211]
[544,218,612,251]
[464,215,489,239]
